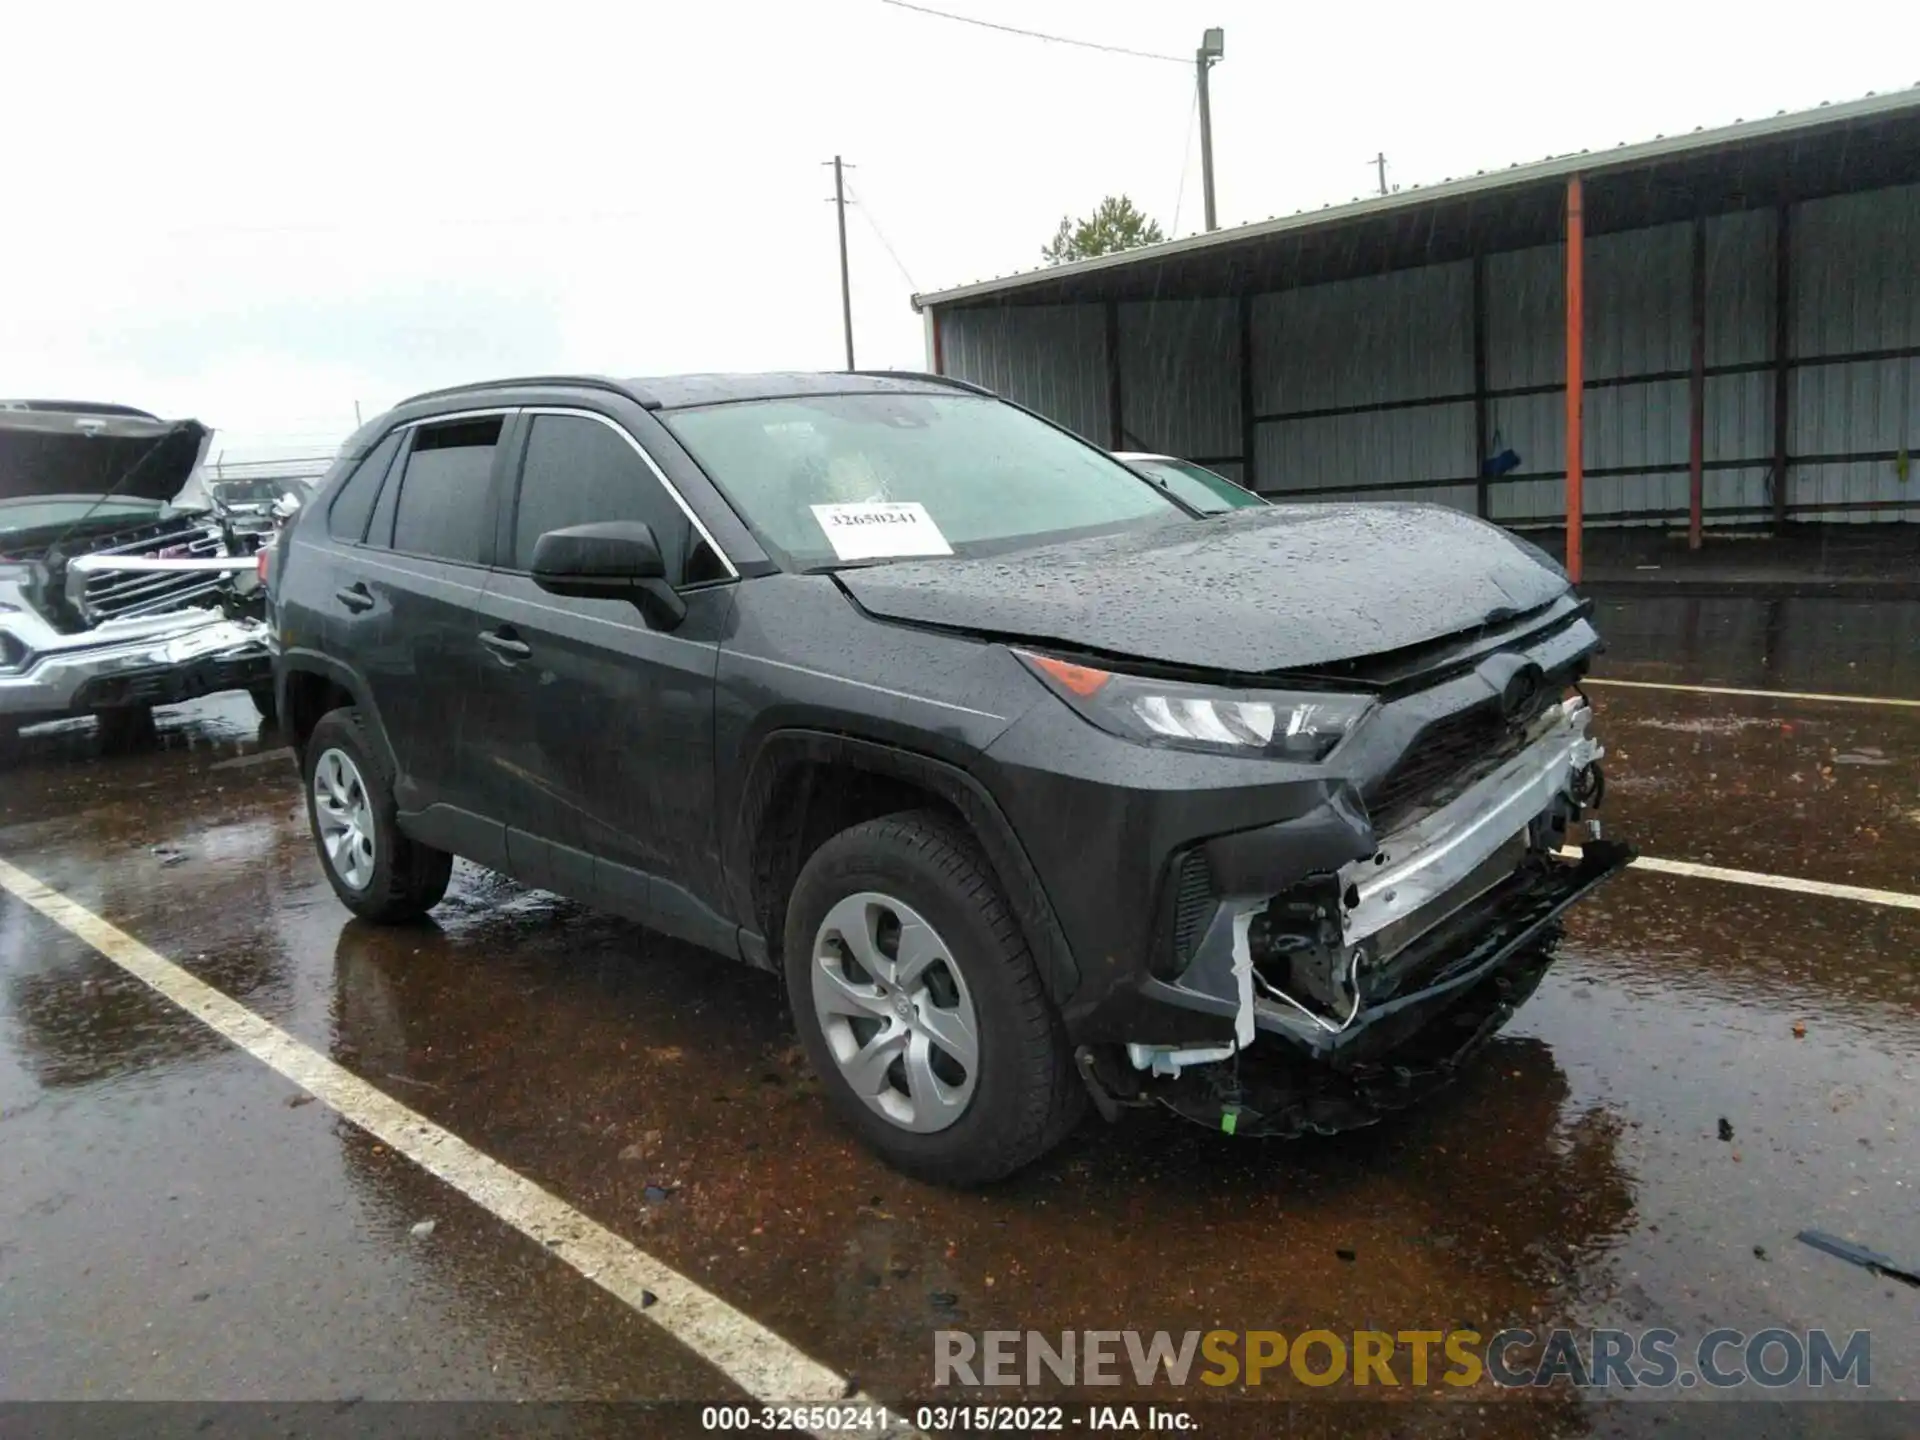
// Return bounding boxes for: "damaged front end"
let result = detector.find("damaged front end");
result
[1085,694,1631,1137]
[0,402,273,727]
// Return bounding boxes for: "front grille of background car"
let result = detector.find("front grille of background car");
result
[78,518,227,620]
[1170,849,1216,963]
[1364,700,1535,834]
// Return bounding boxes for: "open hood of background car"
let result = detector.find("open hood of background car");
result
[836,503,1572,675]
[0,404,213,506]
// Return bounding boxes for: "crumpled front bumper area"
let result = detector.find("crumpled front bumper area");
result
[0,608,271,722]
[1087,696,1633,1132]
[1102,841,1631,1137]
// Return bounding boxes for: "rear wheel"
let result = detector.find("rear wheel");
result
[304,707,452,922]
[249,684,277,724]
[783,810,1083,1185]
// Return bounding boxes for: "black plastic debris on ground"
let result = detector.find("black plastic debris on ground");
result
[1796,1229,1920,1288]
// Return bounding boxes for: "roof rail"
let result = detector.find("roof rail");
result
[852,369,996,398]
[396,375,661,410]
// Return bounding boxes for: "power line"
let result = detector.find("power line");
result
[878,0,1185,64]
[844,181,920,294]
[1170,82,1199,237]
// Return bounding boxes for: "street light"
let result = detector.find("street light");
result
[1197,27,1224,232]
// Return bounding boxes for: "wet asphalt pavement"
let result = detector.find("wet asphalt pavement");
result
[0,597,1915,1435]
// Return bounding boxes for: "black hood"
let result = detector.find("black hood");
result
[0,406,212,505]
[836,503,1571,675]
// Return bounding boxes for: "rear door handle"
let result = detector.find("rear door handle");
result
[478,628,531,660]
[334,583,374,613]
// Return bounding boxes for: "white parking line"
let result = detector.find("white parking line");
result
[1587,677,1920,709]
[1563,845,1920,911]
[0,855,916,1439]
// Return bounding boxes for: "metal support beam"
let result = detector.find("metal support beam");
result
[1564,175,1586,585]
[1196,42,1220,232]
[1239,294,1256,490]
[1689,216,1707,550]
[831,155,854,372]
[1771,204,1793,531]
[925,307,944,375]
[1104,300,1123,450]
[1472,253,1490,519]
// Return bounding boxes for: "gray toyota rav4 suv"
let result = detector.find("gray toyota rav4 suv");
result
[268,371,1628,1184]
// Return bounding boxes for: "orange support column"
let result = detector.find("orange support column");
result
[1564,175,1586,584]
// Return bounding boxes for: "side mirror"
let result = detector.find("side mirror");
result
[530,521,685,628]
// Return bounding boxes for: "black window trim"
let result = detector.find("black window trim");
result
[325,428,405,543]
[380,406,517,570]
[499,406,740,583]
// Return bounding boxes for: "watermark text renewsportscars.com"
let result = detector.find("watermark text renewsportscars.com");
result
[933,1328,1872,1391]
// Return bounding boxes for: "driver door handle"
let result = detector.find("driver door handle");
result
[478,628,531,660]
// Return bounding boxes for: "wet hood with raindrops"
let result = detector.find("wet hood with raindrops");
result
[835,502,1572,674]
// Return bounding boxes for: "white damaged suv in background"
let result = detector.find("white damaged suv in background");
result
[0,400,276,745]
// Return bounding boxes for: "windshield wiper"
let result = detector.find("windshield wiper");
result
[802,557,919,574]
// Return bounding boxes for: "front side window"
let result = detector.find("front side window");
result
[389,417,501,564]
[659,392,1177,570]
[511,415,693,581]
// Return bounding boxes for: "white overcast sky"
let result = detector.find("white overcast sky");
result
[1,1,1908,460]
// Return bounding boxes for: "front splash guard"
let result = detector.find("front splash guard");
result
[1153,840,1633,1138]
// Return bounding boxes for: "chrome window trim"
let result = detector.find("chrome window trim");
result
[518,406,739,580]
[380,408,516,568]
[396,407,517,429]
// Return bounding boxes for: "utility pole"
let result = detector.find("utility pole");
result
[1196,28,1224,231]
[1374,152,1389,196]
[827,156,855,371]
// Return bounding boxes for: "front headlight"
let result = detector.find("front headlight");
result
[1015,649,1373,760]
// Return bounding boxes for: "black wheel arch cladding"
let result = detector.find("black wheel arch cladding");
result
[732,729,1080,1006]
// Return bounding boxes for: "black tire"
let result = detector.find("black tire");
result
[249,684,277,725]
[783,809,1085,1185]
[95,704,156,751]
[303,706,452,923]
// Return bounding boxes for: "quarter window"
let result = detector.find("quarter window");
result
[326,431,402,542]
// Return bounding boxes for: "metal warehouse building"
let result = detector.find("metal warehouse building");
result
[912,88,1920,581]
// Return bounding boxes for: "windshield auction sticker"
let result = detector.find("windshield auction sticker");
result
[811,501,954,561]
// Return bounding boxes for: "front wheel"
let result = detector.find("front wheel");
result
[303,707,452,923]
[783,810,1084,1185]
[249,683,277,724]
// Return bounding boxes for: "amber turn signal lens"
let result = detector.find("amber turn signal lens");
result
[1018,650,1111,697]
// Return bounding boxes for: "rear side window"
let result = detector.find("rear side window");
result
[326,432,402,542]
[511,415,692,580]
[390,416,502,565]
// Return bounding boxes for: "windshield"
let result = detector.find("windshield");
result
[660,392,1180,569]
[0,495,169,539]
[1125,457,1264,514]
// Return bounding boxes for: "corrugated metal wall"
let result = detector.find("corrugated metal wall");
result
[936,180,1920,528]
[1791,184,1920,520]
[938,304,1110,445]
[1115,299,1240,478]
[1254,263,1478,513]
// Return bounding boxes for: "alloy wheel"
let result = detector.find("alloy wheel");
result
[810,891,980,1133]
[313,747,376,891]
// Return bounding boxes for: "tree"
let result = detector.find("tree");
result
[1041,195,1165,266]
